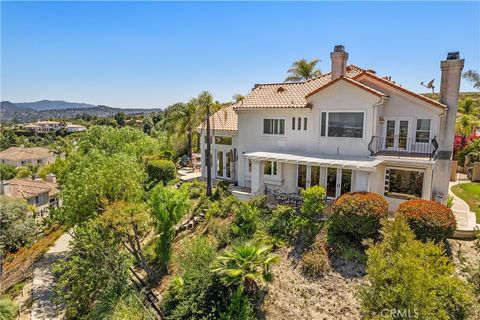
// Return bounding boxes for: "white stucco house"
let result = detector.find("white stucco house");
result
[197,46,464,210]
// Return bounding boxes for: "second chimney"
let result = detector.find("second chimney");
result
[331,45,348,80]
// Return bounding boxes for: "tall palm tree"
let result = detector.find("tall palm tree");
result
[211,243,280,293]
[456,97,480,148]
[463,70,480,90]
[285,58,322,82]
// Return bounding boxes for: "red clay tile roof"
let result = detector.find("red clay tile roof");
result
[197,104,238,133]
[4,178,59,200]
[0,147,53,161]
[353,71,447,110]
[234,65,365,110]
[305,76,388,99]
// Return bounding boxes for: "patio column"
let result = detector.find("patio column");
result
[251,159,265,195]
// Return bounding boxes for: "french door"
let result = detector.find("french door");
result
[326,168,352,198]
[297,165,351,198]
[216,149,232,179]
[385,118,409,151]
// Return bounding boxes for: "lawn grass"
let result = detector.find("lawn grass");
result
[451,182,480,223]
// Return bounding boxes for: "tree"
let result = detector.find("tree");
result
[53,219,131,318]
[60,151,146,225]
[285,58,322,82]
[360,217,473,320]
[0,130,20,151]
[143,115,154,135]
[101,201,155,280]
[463,69,480,89]
[211,243,279,293]
[149,185,190,272]
[115,112,126,127]
[0,196,36,254]
[25,163,41,180]
[456,98,480,148]
[0,163,16,180]
[232,94,245,102]
[197,91,215,196]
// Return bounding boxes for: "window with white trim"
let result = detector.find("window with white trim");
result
[416,119,431,143]
[264,161,278,176]
[320,111,364,138]
[263,119,285,135]
[385,168,424,199]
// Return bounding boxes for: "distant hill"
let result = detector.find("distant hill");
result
[0,100,161,123]
[421,91,480,102]
[15,100,96,111]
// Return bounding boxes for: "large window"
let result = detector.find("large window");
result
[416,119,431,143]
[263,119,285,135]
[264,161,278,176]
[325,112,364,138]
[215,136,232,145]
[385,168,424,198]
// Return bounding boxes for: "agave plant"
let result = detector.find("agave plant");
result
[211,242,280,293]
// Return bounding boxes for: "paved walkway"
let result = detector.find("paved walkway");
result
[178,167,201,181]
[31,232,72,320]
[449,175,478,236]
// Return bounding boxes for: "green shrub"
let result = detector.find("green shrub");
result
[207,217,232,248]
[207,195,242,218]
[146,159,176,185]
[0,297,17,320]
[301,234,331,277]
[219,287,257,320]
[15,167,30,178]
[172,236,216,275]
[248,195,269,214]
[301,185,326,216]
[0,163,16,180]
[360,217,473,320]
[329,192,389,243]
[397,199,456,242]
[179,180,206,199]
[212,180,232,200]
[268,205,309,245]
[231,203,259,239]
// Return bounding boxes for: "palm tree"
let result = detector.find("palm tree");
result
[26,163,40,180]
[456,98,480,148]
[285,58,322,82]
[211,243,280,294]
[463,70,480,90]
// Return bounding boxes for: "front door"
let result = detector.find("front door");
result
[385,119,409,151]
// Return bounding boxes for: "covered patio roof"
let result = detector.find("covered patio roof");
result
[244,151,383,172]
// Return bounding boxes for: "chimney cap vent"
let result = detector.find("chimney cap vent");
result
[334,45,345,53]
[447,52,460,60]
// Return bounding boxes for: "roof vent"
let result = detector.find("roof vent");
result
[334,45,345,53]
[277,87,285,93]
[447,52,460,60]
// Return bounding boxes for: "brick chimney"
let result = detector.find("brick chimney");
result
[46,173,56,183]
[330,45,348,80]
[432,51,464,200]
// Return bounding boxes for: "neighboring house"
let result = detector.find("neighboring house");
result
[0,147,55,167]
[65,123,87,132]
[0,175,60,216]
[23,121,86,133]
[198,46,464,210]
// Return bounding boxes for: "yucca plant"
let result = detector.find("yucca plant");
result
[211,243,280,294]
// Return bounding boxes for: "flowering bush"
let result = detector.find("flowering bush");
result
[329,192,389,242]
[397,199,456,242]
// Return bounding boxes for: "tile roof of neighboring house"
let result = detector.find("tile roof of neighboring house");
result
[305,76,388,99]
[197,104,238,133]
[234,65,365,110]
[4,178,59,200]
[353,71,447,110]
[0,147,53,161]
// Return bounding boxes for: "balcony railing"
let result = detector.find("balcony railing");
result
[368,136,438,159]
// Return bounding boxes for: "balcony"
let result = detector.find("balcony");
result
[368,136,438,159]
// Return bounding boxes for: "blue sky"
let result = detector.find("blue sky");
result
[1,1,479,109]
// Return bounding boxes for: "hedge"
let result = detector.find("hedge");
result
[329,192,389,242]
[397,199,456,242]
[146,159,176,185]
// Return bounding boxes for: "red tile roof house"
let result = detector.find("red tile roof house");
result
[198,46,464,211]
